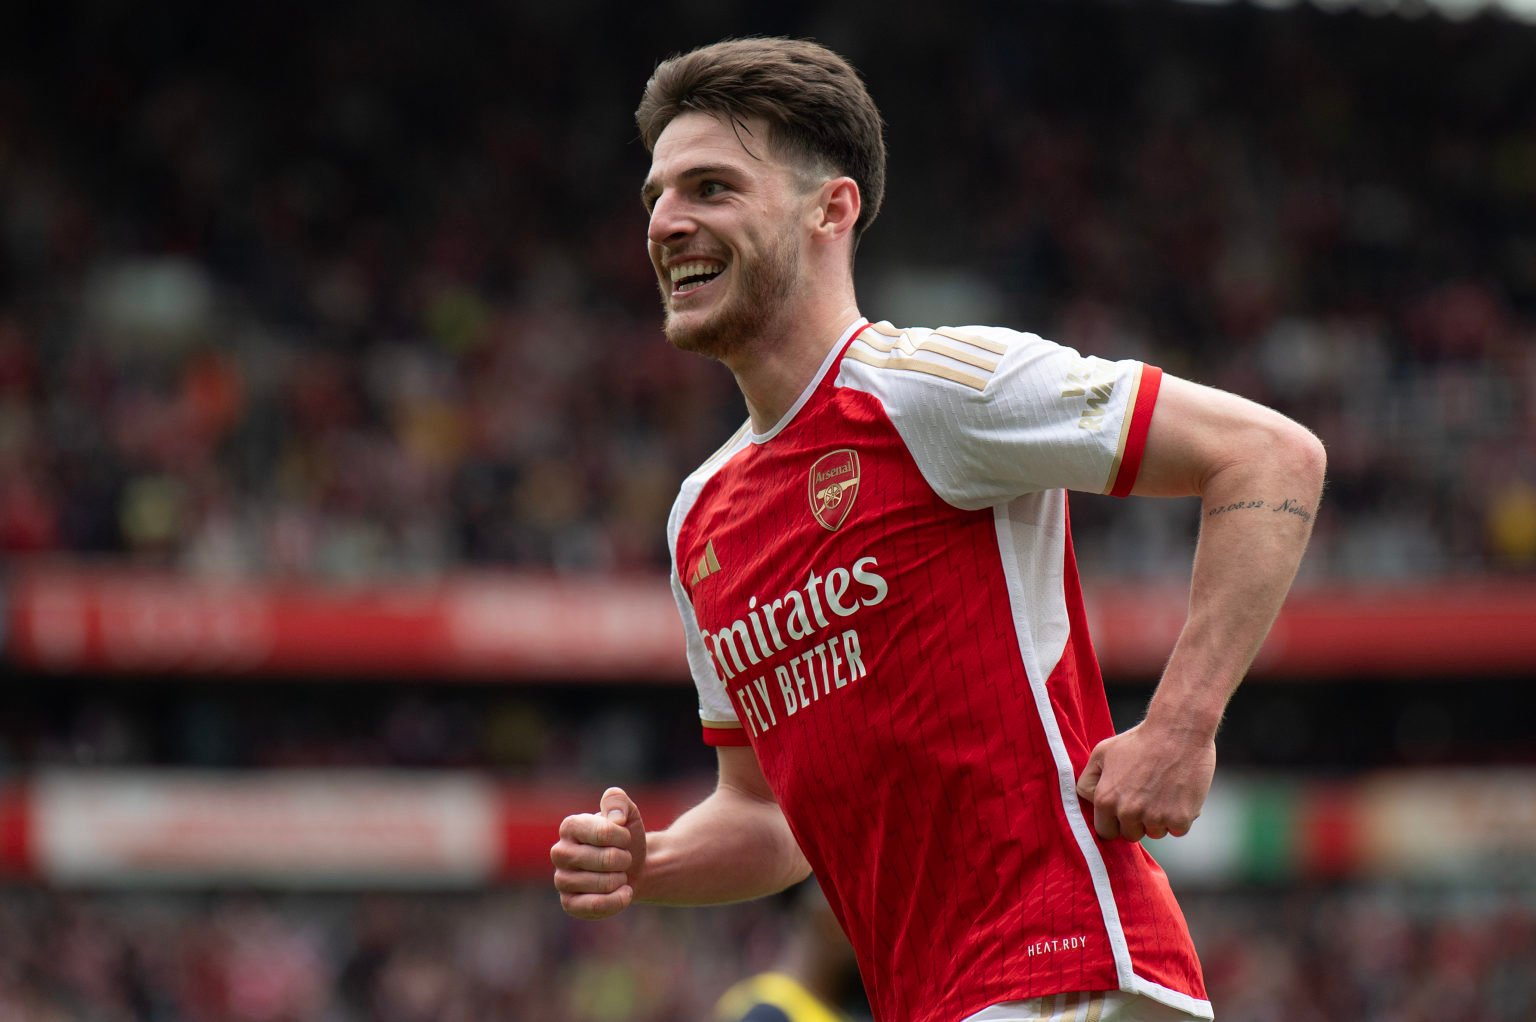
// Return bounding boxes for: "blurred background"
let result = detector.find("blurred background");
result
[0,0,1533,1018]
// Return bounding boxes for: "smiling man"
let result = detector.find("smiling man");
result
[551,38,1326,1022]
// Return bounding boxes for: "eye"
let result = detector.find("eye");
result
[700,180,727,199]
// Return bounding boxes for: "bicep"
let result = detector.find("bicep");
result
[1130,374,1311,498]
[715,744,809,883]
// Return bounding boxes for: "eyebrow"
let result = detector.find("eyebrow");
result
[640,164,739,209]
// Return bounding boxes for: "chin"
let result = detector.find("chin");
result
[664,313,737,360]
[662,294,751,360]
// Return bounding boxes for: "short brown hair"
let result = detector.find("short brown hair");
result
[636,37,886,243]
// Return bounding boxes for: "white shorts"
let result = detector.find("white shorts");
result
[961,990,1209,1022]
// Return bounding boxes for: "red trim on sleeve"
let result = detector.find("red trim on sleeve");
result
[703,727,751,748]
[1110,364,1162,498]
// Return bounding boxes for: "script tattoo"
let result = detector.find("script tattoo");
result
[1206,499,1265,518]
[1206,498,1314,524]
[1271,498,1314,523]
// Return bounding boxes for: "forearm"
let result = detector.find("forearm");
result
[637,779,810,905]
[1144,425,1326,738]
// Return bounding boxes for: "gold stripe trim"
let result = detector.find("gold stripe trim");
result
[854,331,916,355]
[1084,991,1103,1022]
[1103,365,1144,494]
[843,347,987,391]
[924,340,998,372]
[700,718,742,730]
[853,331,998,372]
[870,320,903,338]
[934,326,1009,355]
[854,330,995,370]
[704,539,720,573]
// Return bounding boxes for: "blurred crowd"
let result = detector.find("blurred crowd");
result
[1,8,1531,1022]
[0,885,1529,1022]
[0,888,776,1022]
[1,683,714,780]
[1,2,1535,581]
[8,674,1534,773]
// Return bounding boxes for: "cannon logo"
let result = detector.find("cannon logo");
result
[808,449,861,531]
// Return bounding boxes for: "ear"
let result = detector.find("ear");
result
[811,176,861,246]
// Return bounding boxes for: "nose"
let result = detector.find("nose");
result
[647,189,694,248]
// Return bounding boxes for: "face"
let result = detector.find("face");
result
[641,112,812,360]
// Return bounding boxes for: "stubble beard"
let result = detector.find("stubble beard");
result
[659,227,801,363]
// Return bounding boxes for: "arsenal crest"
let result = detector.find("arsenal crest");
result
[808,449,861,531]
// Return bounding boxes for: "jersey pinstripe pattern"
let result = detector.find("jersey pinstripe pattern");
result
[668,320,1208,1022]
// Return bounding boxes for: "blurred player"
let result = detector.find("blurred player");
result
[553,37,1325,1022]
[714,880,860,1022]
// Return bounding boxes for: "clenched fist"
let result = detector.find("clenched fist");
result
[551,787,647,919]
[1075,721,1214,842]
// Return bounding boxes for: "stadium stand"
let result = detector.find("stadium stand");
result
[0,1,1531,1020]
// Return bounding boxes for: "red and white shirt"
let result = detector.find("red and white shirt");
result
[668,319,1210,1022]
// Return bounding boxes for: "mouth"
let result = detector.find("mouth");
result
[667,259,727,299]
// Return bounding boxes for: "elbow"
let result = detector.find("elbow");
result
[1283,421,1328,495]
[1208,413,1326,498]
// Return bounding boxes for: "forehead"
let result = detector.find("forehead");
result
[643,112,789,193]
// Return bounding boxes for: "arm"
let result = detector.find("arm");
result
[1076,374,1326,841]
[552,744,810,919]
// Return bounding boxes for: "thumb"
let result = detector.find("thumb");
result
[1076,743,1106,801]
[601,786,648,886]
[600,787,640,830]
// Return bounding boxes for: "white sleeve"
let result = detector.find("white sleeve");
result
[835,323,1162,509]
[666,480,741,736]
[668,566,740,730]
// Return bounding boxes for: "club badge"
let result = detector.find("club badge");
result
[808,449,861,531]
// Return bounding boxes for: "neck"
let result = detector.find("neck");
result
[727,296,862,433]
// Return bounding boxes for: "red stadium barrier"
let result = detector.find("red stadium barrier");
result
[4,565,686,681]
[5,565,1533,680]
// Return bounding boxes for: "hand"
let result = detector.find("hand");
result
[1074,721,1215,842]
[551,787,647,919]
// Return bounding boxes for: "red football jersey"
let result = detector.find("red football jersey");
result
[669,320,1211,1022]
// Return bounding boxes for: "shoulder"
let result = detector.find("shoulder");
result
[667,419,753,549]
[837,321,1067,398]
[832,321,1158,505]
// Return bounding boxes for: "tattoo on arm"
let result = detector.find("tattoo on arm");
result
[1206,498,1314,524]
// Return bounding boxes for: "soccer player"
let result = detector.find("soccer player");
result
[552,37,1325,1022]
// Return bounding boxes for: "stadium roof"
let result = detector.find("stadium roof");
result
[1177,0,1536,24]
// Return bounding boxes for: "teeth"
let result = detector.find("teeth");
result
[669,260,725,284]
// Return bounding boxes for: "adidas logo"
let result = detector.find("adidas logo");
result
[688,540,721,589]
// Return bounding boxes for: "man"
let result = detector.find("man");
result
[552,37,1325,1022]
